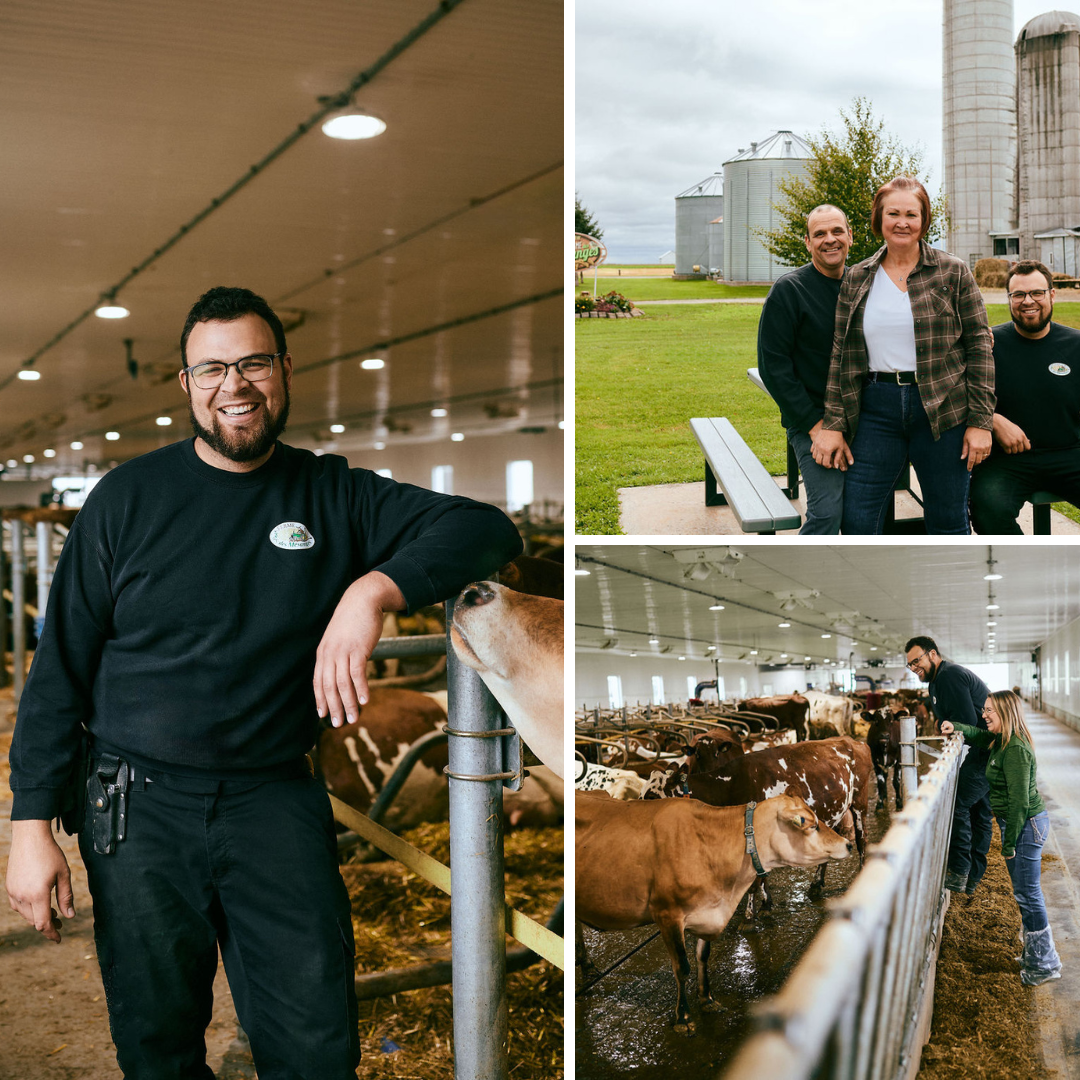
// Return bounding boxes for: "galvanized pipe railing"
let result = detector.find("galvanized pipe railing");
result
[720,734,964,1080]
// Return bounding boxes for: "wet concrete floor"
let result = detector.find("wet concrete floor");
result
[575,795,897,1079]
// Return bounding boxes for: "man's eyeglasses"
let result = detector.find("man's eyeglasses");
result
[1007,289,1049,302]
[906,651,930,670]
[182,353,281,390]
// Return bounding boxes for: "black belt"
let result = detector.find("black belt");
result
[865,371,917,385]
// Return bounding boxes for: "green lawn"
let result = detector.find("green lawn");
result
[575,300,1080,534]
[579,277,770,301]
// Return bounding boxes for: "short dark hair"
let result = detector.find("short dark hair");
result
[180,286,286,366]
[905,636,938,655]
[1005,259,1053,293]
[871,176,932,239]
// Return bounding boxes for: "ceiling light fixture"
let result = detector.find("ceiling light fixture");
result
[321,109,387,141]
[23,454,34,463]
[778,622,791,628]
[4,459,15,469]
[95,291,129,319]
[374,441,386,450]
[709,602,724,611]
[431,408,448,418]
[330,424,345,434]
[156,416,172,427]
[70,441,83,450]
[17,370,40,381]
[649,636,660,644]
[984,546,1003,581]
[361,358,384,370]
[451,433,465,442]
[574,558,591,577]
[821,633,831,639]
[43,449,55,458]
[105,431,120,441]
[750,649,758,655]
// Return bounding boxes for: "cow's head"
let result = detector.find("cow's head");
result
[759,795,853,869]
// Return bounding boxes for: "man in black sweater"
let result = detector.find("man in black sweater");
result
[758,204,854,533]
[6,287,523,1078]
[970,259,1080,533]
[905,636,993,895]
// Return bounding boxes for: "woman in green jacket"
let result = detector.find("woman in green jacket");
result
[941,690,1062,986]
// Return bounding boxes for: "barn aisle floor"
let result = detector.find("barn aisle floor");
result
[1025,708,1080,1079]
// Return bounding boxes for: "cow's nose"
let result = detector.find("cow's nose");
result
[460,581,496,607]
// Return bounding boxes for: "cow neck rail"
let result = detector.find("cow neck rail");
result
[719,733,964,1080]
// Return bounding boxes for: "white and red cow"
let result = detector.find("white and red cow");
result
[650,736,872,914]
[576,793,852,1032]
[736,694,810,741]
[317,687,450,831]
[574,761,649,800]
[450,581,563,777]
[802,689,854,736]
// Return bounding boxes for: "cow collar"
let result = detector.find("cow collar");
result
[744,801,768,877]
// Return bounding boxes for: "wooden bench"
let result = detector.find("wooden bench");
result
[689,417,801,534]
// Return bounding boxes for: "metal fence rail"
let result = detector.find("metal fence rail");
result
[720,726,964,1080]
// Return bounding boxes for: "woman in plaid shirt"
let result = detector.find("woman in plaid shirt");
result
[812,176,995,533]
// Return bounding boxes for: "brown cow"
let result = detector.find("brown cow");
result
[450,581,563,777]
[864,708,905,811]
[576,793,851,1032]
[652,736,871,914]
[685,727,744,774]
[737,694,810,741]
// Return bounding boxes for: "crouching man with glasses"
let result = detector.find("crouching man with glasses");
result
[905,636,993,896]
[970,259,1080,533]
[6,286,523,1078]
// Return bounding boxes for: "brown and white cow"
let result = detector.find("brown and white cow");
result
[576,792,851,1032]
[450,580,563,777]
[685,727,745,774]
[803,689,854,736]
[651,736,871,914]
[736,694,810,741]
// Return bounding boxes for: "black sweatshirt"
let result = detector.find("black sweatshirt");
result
[757,262,844,433]
[927,659,991,771]
[992,321,1080,450]
[9,439,523,818]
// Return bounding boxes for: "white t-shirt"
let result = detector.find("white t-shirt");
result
[864,266,917,373]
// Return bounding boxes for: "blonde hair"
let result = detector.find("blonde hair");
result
[988,690,1034,751]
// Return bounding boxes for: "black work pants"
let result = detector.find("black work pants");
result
[946,757,994,889]
[970,447,1080,534]
[79,773,360,1080]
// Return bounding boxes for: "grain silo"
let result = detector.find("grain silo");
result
[674,173,723,279]
[942,0,1017,265]
[722,130,810,284]
[1017,11,1080,272]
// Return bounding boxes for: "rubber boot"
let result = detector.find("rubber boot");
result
[944,870,968,893]
[1020,926,1062,986]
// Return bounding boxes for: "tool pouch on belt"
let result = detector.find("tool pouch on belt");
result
[88,755,130,855]
[57,727,91,837]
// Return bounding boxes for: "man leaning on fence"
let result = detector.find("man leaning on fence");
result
[5,286,522,1079]
[905,636,993,897]
[758,204,856,534]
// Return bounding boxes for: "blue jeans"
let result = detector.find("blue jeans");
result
[841,381,971,534]
[947,759,993,888]
[787,427,844,534]
[1000,810,1052,934]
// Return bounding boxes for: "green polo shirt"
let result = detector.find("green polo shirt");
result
[952,724,1045,857]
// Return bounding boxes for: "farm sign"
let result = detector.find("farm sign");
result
[575,233,606,271]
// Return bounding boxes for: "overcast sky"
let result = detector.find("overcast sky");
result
[576,0,1055,261]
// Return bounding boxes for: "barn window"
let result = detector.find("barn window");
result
[506,459,534,512]
[686,675,697,700]
[607,675,623,709]
[651,675,665,705]
[375,468,392,479]
[431,465,453,494]
[739,677,748,698]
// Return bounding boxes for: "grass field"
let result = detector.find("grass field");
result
[575,301,1080,534]
[578,277,770,301]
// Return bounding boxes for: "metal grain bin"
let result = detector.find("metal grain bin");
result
[722,130,810,284]
[675,173,723,278]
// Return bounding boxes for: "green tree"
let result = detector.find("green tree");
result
[575,195,603,240]
[759,98,949,267]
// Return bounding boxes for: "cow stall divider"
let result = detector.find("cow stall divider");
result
[331,606,564,1080]
[718,718,962,1080]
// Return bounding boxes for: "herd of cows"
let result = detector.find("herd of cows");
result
[575,688,936,1032]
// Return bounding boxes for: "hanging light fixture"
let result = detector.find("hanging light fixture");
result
[321,97,387,141]
[95,290,129,319]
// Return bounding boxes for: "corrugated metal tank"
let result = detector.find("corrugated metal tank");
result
[943,0,1016,265]
[1017,11,1080,266]
[675,173,723,277]
[722,130,810,284]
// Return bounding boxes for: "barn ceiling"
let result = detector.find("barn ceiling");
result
[0,0,562,476]
[575,544,1080,670]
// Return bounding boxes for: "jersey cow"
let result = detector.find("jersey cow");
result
[576,793,851,1033]
[654,736,871,915]
[736,694,810,741]
[450,580,564,777]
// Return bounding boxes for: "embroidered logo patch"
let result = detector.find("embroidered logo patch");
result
[270,521,315,549]
[1050,363,1071,376]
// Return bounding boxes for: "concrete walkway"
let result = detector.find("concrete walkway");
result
[1025,709,1080,1078]
[617,478,1080,536]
